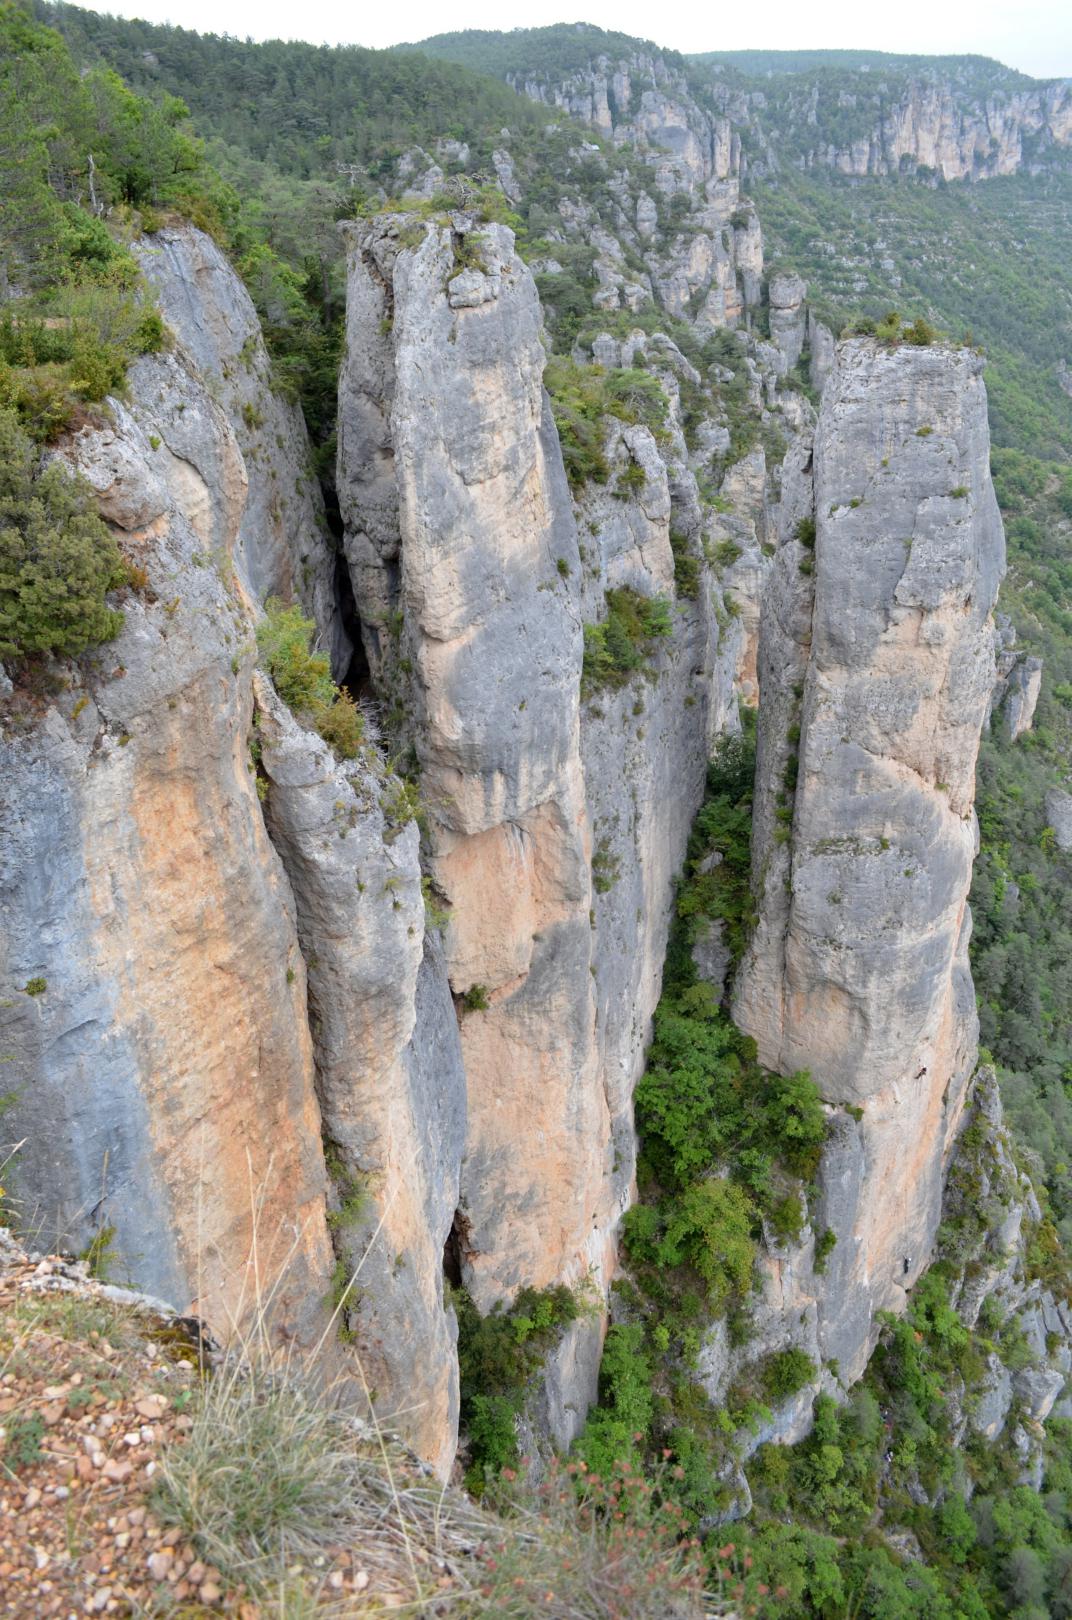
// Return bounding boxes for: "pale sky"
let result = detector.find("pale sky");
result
[65,0,1072,79]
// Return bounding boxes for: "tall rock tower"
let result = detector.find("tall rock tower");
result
[735,338,1006,1378]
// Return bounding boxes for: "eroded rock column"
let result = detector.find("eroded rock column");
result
[735,338,1005,1376]
[338,216,612,1324]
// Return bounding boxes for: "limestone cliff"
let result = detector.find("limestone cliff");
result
[750,75,1072,182]
[735,337,1006,1381]
[2,160,1045,1496]
[338,214,607,1329]
[0,338,335,1349]
[253,680,466,1473]
[336,211,757,1448]
[134,227,343,665]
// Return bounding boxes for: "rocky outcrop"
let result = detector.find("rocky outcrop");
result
[336,211,759,1450]
[1003,654,1043,739]
[932,1071,1071,1482]
[338,215,608,1325]
[0,344,335,1349]
[1045,786,1072,851]
[572,340,746,1232]
[253,681,466,1472]
[735,338,1005,1380]
[768,272,807,373]
[500,44,762,330]
[135,225,343,667]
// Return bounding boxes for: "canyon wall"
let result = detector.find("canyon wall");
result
[0,329,336,1348]
[1,185,1038,1488]
[335,212,754,1443]
[759,77,1072,181]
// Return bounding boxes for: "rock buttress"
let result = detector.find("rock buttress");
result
[734,337,1006,1378]
[254,679,466,1474]
[337,216,612,1327]
[0,346,335,1345]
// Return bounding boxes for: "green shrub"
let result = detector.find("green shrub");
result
[814,1227,837,1273]
[312,686,364,758]
[256,600,335,711]
[670,529,702,599]
[0,406,125,660]
[760,1347,817,1402]
[455,1283,581,1492]
[582,586,672,692]
[256,599,365,761]
[655,1179,756,1309]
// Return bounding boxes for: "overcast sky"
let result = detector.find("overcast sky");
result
[64,0,1072,79]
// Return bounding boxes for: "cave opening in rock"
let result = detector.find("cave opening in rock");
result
[443,1209,471,1289]
[333,550,371,700]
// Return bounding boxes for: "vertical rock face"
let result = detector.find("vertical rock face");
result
[768,273,808,373]
[0,348,334,1345]
[1003,655,1043,739]
[338,216,610,1320]
[253,680,466,1473]
[135,226,343,665]
[336,216,752,1450]
[736,338,1005,1375]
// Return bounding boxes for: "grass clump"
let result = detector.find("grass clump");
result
[582,586,672,693]
[0,405,126,661]
[156,1368,390,1588]
[256,599,364,760]
[156,1352,709,1615]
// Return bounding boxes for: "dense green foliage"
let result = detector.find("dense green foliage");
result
[454,1284,582,1492]
[0,2,210,441]
[691,48,1037,84]
[256,601,364,759]
[0,405,125,659]
[405,24,687,86]
[582,587,673,692]
[41,3,546,183]
[969,450,1072,1249]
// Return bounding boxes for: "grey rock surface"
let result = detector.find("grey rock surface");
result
[1,347,335,1352]
[1004,655,1043,740]
[338,215,608,1331]
[768,272,807,373]
[736,338,1005,1380]
[1045,787,1072,851]
[254,679,466,1472]
[135,225,344,668]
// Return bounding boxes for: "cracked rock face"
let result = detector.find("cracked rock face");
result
[254,680,466,1474]
[338,216,610,1321]
[735,338,1005,1378]
[135,225,343,668]
[1,348,335,1348]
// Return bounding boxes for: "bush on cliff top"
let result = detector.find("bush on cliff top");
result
[0,405,126,661]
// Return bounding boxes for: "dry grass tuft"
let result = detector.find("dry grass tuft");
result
[153,1356,714,1617]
